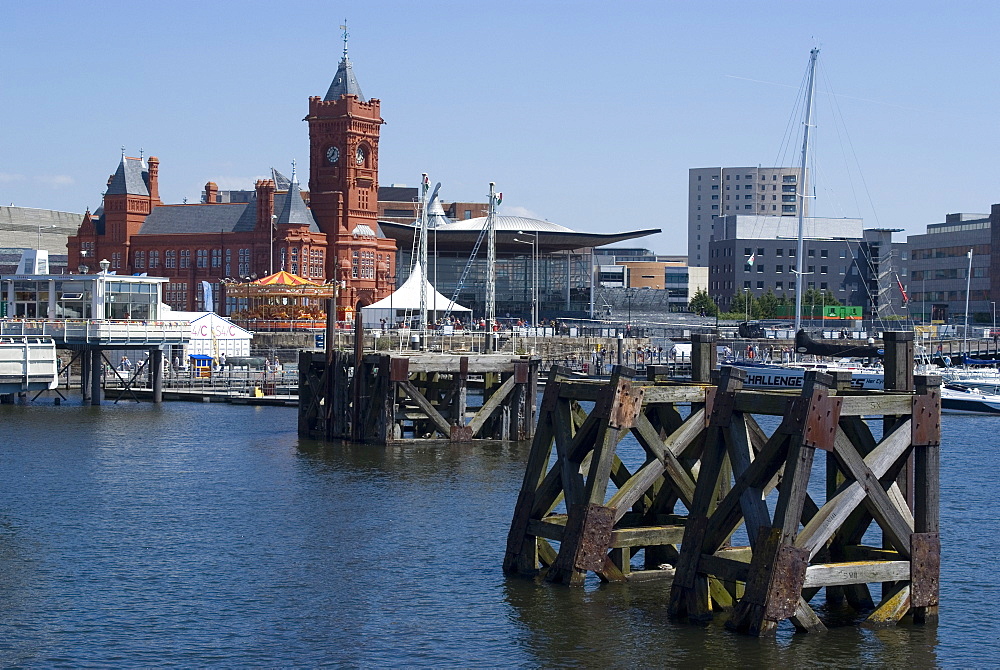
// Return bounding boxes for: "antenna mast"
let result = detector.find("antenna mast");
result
[486,183,498,333]
[419,174,429,330]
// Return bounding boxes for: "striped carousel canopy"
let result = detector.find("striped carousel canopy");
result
[253,270,316,286]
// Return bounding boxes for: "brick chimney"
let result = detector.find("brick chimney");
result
[147,156,160,203]
[255,179,276,229]
[205,181,218,204]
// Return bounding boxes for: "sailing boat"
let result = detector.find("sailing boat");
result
[734,49,886,390]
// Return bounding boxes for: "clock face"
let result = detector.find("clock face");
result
[326,146,339,164]
[355,146,366,165]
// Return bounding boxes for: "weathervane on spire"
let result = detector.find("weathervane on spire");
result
[290,159,297,183]
[121,145,125,159]
[339,21,349,59]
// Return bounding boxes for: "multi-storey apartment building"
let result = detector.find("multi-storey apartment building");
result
[688,166,808,267]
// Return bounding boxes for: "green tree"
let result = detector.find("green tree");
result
[730,290,756,320]
[689,288,718,316]
[756,290,779,319]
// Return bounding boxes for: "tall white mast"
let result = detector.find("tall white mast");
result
[418,173,429,330]
[963,248,973,356]
[486,182,498,332]
[794,47,819,335]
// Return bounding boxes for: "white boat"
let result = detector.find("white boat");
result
[734,361,884,390]
[940,383,1000,415]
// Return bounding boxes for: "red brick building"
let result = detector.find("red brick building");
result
[67,45,396,317]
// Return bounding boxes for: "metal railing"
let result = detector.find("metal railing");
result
[0,319,190,345]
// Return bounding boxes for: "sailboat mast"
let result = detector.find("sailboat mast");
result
[794,47,819,334]
[963,248,972,356]
[486,182,497,332]
[419,173,429,330]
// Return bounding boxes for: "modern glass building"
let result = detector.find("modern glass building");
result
[380,214,660,321]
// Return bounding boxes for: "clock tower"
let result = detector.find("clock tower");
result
[307,29,396,317]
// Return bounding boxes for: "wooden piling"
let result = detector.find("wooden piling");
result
[298,351,539,444]
[504,332,941,636]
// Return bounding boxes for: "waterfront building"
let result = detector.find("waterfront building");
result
[908,212,991,323]
[67,38,397,319]
[688,166,808,267]
[708,214,905,317]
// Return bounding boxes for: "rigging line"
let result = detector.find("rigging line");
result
[744,61,812,257]
[821,63,884,230]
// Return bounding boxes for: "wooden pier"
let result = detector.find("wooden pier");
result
[298,350,540,444]
[503,332,940,635]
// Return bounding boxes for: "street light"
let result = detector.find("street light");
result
[514,232,538,326]
[36,224,55,251]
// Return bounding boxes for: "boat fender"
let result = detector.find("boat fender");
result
[943,356,951,367]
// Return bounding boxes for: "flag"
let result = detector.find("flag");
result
[422,174,430,193]
[895,274,908,304]
[495,192,503,206]
[202,281,214,313]
[746,252,756,267]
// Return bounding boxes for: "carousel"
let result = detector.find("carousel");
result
[223,271,337,329]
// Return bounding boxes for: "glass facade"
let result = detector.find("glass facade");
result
[397,248,594,319]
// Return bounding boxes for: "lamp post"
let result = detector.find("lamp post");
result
[514,233,537,326]
[37,224,55,251]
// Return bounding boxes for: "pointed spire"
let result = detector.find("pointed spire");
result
[324,22,366,102]
[275,162,314,228]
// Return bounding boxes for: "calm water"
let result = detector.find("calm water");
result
[0,397,995,667]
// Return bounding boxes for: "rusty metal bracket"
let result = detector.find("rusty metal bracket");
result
[803,393,843,452]
[912,391,942,447]
[450,425,473,442]
[910,532,940,607]
[568,503,615,572]
[610,382,644,430]
[514,360,529,384]
[764,544,810,620]
[389,357,410,382]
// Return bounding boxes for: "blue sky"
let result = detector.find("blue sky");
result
[2,1,998,254]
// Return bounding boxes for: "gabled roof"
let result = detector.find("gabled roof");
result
[138,191,320,235]
[324,56,365,102]
[107,157,149,196]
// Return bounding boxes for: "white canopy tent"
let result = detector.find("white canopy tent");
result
[361,262,471,327]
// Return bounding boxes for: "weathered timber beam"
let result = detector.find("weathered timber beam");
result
[730,391,912,417]
[398,380,453,437]
[727,412,771,551]
[394,354,522,373]
[703,430,789,553]
[467,374,517,436]
[625,412,701,514]
[863,582,911,627]
[842,545,903,561]
[557,383,604,402]
[527,518,567,542]
[830,425,914,556]
[802,560,910,588]
[637,386,708,405]
[553,399,590,508]
[610,524,686,548]
[698,554,750,583]
[794,419,913,559]
[606,458,664,519]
